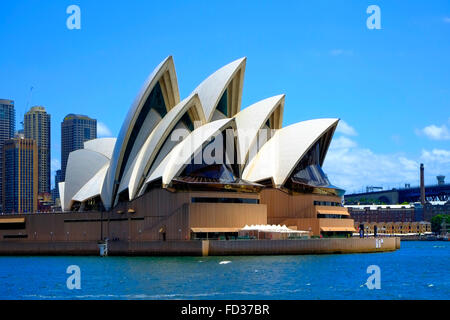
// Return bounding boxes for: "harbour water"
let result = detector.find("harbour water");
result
[0,241,448,300]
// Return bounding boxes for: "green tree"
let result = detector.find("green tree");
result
[430,214,450,233]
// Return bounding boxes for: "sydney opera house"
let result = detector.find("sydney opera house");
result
[55,56,355,241]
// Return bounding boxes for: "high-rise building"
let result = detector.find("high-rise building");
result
[61,114,96,180]
[0,99,15,211]
[24,106,51,194]
[51,169,62,202]
[2,138,38,213]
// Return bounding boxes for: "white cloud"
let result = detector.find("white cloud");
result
[323,136,450,193]
[444,17,450,23]
[421,149,450,164]
[419,124,450,140]
[97,122,113,137]
[329,136,357,149]
[336,120,357,136]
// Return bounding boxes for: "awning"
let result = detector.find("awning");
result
[320,227,356,232]
[317,209,350,216]
[0,217,25,224]
[191,227,241,233]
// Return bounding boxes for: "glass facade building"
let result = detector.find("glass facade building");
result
[51,169,62,203]
[2,138,38,213]
[0,99,15,211]
[61,114,97,180]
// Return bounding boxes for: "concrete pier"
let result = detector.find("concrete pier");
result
[0,237,399,256]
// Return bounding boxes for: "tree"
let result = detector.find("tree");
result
[430,214,450,234]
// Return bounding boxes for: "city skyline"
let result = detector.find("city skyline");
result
[0,1,449,192]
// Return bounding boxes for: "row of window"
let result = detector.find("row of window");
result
[191,197,259,204]
[314,201,342,207]
[317,214,350,219]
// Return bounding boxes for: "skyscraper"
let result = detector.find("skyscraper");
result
[51,169,62,203]
[61,114,96,180]
[24,106,51,194]
[0,99,15,211]
[2,138,38,213]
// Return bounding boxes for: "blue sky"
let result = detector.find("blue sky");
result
[0,0,449,192]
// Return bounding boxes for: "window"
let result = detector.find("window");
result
[217,89,228,116]
[191,197,259,204]
[314,200,342,207]
[84,127,90,140]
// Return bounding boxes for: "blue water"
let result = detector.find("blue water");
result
[0,241,448,300]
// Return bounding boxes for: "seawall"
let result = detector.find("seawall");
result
[0,237,400,256]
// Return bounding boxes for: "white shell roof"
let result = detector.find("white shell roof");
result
[117,94,206,200]
[58,182,65,211]
[242,118,339,186]
[193,57,246,122]
[61,57,342,212]
[72,164,109,203]
[141,118,234,191]
[84,138,116,159]
[102,56,179,210]
[64,149,110,211]
[234,95,284,166]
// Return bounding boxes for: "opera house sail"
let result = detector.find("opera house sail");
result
[58,56,356,240]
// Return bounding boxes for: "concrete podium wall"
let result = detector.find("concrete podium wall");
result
[0,238,399,256]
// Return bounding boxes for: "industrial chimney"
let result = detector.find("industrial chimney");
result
[420,163,425,205]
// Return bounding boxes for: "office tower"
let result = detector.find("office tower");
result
[61,114,96,180]
[24,106,51,194]
[0,99,15,211]
[51,169,62,202]
[420,163,425,205]
[2,138,38,213]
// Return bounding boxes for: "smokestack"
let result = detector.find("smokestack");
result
[420,163,425,205]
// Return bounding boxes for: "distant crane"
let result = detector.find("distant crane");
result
[20,86,34,128]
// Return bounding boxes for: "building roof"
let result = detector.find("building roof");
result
[63,149,109,211]
[84,138,116,159]
[27,106,47,113]
[0,99,14,105]
[193,57,246,122]
[234,95,284,167]
[242,118,339,186]
[61,57,343,212]
[117,94,206,201]
[72,164,109,203]
[63,114,96,121]
[102,56,180,210]
[141,118,234,191]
